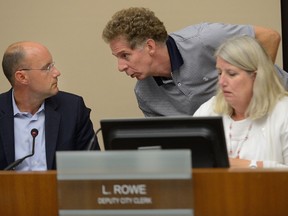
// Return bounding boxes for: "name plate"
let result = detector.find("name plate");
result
[58,179,193,209]
[56,150,193,216]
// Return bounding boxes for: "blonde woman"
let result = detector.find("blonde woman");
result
[194,35,288,168]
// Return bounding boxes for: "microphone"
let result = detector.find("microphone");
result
[4,128,39,171]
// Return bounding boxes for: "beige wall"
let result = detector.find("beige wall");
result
[0,0,282,148]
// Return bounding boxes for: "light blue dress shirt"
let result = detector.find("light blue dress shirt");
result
[12,92,47,170]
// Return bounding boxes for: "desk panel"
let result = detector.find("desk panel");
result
[0,171,58,216]
[0,169,288,216]
[193,169,288,216]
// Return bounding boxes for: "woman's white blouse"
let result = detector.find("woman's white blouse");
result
[194,96,288,168]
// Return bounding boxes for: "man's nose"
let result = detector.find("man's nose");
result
[117,59,128,72]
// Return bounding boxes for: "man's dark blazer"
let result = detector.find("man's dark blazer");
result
[0,89,100,170]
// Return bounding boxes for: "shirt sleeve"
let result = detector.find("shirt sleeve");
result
[200,22,255,51]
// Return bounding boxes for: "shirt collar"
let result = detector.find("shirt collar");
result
[12,90,45,116]
[153,36,184,86]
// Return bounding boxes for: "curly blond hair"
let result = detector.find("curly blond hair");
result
[102,7,168,49]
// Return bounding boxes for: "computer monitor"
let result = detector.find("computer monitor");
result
[100,116,229,168]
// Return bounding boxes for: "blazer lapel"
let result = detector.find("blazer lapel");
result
[44,97,61,169]
[0,89,15,165]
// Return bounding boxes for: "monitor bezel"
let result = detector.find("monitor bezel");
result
[100,116,229,168]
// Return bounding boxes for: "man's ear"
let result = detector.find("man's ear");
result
[15,70,29,84]
[146,39,156,55]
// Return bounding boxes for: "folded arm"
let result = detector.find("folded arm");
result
[254,26,281,63]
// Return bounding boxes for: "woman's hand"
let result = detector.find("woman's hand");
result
[229,157,263,168]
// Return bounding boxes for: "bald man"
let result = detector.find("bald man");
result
[0,41,100,171]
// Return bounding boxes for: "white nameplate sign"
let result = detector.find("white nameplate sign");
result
[56,150,193,216]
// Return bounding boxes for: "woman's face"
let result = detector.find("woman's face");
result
[216,57,256,112]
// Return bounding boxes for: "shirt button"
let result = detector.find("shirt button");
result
[32,160,39,165]
[177,82,181,86]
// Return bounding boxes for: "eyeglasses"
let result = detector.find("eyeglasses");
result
[19,62,55,72]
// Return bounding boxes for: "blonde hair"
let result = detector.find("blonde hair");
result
[214,35,287,119]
